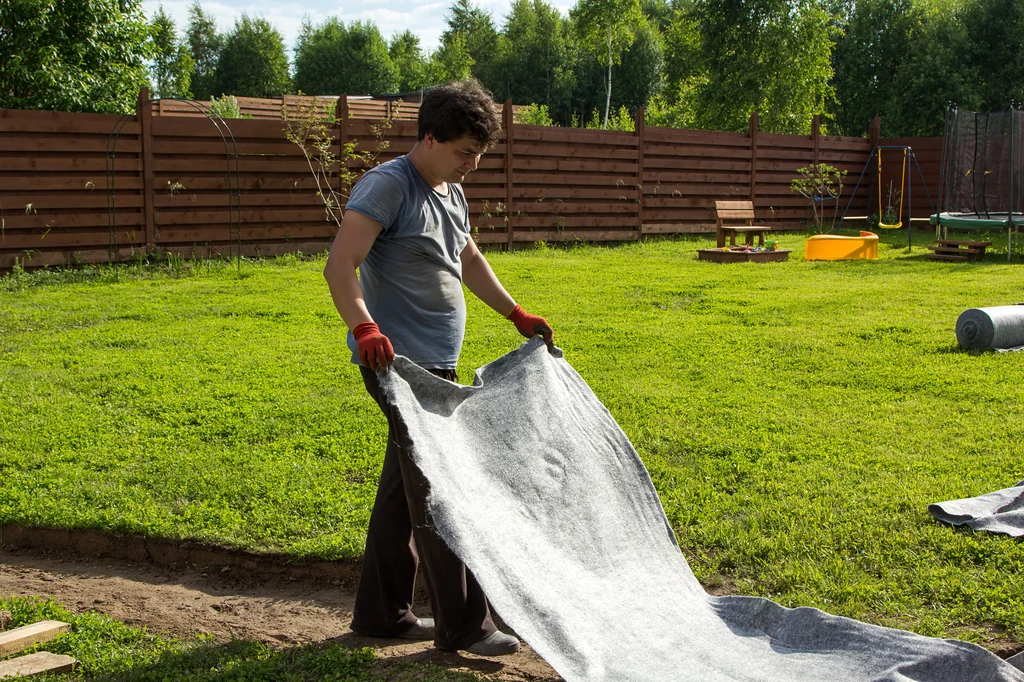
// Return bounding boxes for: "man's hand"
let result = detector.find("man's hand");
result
[353,322,395,370]
[506,305,553,346]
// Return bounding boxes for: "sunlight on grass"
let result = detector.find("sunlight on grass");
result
[1,232,1022,650]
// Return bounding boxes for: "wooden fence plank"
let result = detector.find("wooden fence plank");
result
[0,212,143,230]
[0,158,140,172]
[0,136,141,154]
[0,108,137,133]
[0,177,143,191]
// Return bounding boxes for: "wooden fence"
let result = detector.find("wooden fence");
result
[0,89,939,269]
[152,95,423,121]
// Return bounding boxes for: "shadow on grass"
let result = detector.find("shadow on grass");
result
[90,639,372,681]
[327,631,507,678]
[87,637,487,682]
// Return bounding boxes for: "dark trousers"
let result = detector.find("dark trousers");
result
[351,365,496,650]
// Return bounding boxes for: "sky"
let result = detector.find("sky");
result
[143,0,575,59]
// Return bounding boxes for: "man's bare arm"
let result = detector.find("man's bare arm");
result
[460,237,516,316]
[323,210,383,329]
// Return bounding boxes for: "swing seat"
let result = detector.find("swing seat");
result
[879,221,903,229]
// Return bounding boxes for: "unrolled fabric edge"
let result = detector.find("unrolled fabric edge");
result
[928,480,1024,537]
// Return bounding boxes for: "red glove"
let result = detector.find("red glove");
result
[353,322,395,370]
[506,304,553,346]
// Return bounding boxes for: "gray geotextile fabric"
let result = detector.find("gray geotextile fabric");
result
[379,338,1023,682]
[956,306,1024,350]
[929,481,1024,537]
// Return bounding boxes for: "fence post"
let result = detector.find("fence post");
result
[749,111,759,204]
[504,100,514,250]
[812,115,820,167]
[636,107,645,240]
[137,87,156,254]
[336,94,349,207]
[869,116,881,220]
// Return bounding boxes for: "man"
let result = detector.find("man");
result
[323,80,553,656]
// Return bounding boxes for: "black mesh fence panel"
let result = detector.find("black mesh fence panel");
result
[942,107,1024,220]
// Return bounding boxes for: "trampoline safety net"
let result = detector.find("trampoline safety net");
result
[940,106,1024,224]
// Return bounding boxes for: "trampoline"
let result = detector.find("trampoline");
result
[932,105,1024,259]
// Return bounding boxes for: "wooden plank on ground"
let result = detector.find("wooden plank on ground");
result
[0,621,70,657]
[0,652,77,679]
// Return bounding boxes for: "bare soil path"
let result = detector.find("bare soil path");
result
[0,547,562,681]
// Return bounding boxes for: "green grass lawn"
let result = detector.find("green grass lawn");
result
[2,231,1023,652]
[0,596,482,681]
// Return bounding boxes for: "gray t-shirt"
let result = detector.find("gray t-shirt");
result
[344,156,471,370]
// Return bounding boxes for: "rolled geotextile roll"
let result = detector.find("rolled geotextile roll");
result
[955,305,1024,349]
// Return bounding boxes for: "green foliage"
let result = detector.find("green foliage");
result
[207,94,252,119]
[215,14,291,98]
[294,19,400,96]
[186,2,223,101]
[389,30,430,92]
[495,0,576,118]
[583,104,635,131]
[670,0,840,134]
[962,0,1024,111]
[514,103,556,126]
[613,18,664,112]
[427,33,475,83]
[150,5,194,99]
[829,0,1024,137]
[572,0,645,128]
[0,0,152,113]
[441,0,502,92]
[829,0,915,136]
[790,163,847,232]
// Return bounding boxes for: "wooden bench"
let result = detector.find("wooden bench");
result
[714,200,773,248]
[925,239,992,262]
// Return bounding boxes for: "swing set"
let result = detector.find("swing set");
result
[838,145,935,248]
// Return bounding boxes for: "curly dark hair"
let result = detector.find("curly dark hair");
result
[417,80,503,148]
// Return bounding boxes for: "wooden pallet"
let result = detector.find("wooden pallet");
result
[925,239,992,262]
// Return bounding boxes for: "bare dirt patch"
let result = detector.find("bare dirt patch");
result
[0,547,562,681]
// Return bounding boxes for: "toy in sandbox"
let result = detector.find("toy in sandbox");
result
[697,201,791,262]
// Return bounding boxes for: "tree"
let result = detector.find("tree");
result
[389,30,430,92]
[0,0,152,113]
[962,0,1024,111]
[427,33,475,83]
[441,0,501,92]
[829,0,915,136]
[829,0,978,137]
[150,5,194,99]
[614,18,664,112]
[498,0,575,118]
[886,1,976,136]
[640,0,673,31]
[293,19,399,95]
[215,14,291,98]
[688,0,839,134]
[186,2,223,101]
[572,0,644,128]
